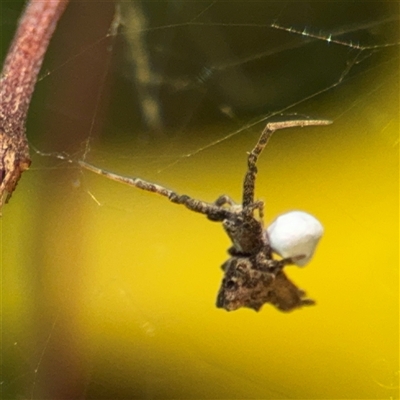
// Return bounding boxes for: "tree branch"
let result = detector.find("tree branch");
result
[0,0,69,208]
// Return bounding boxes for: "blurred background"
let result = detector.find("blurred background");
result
[1,1,399,399]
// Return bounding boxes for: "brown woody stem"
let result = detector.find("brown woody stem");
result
[0,0,69,207]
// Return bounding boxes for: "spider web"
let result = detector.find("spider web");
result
[1,2,399,399]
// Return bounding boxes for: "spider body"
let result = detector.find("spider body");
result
[222,209,265,254]
[217,256,315,312]
[206,198,315,312]
[80,118,331,312]
[209,213,259,254]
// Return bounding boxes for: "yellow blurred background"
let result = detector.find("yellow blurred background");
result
[3,60,398,400]
[1,3,399,400]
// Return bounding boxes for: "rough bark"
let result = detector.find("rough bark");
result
[0,0,69,207]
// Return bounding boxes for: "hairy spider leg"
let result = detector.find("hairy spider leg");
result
[213,194,237,207]
[242,124,274,209]
[78,119,331,223]
[78,160,232,221]
[241,119,332,209]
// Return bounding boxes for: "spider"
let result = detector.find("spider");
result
[79,118,331,312]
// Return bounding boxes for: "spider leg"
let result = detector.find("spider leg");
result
[271,257,296,273]
[242,124,274,208]
[78,160,232,220]
[248,200,265,221]
[242,119,332,208]
[213,194,237,207]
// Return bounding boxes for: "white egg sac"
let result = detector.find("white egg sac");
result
[266,211,323,267]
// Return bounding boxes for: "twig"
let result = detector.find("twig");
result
[0,0,69,208]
